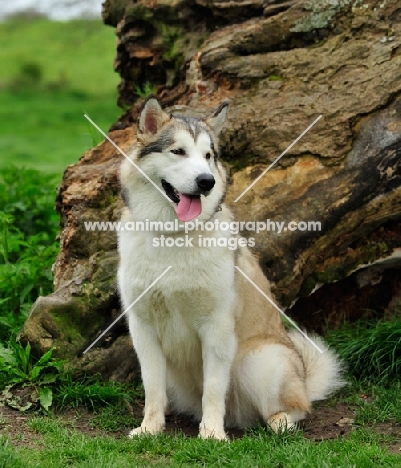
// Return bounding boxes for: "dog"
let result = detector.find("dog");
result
[117,97,344,440]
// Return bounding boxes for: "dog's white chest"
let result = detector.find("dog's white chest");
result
[143,286,218,367]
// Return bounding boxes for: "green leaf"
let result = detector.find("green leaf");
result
[39,386,52,412]
[40,373,59,384]
[36,348,55,366]
[30,365,44,381]
[21,342,31,375]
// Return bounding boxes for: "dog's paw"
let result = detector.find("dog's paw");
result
[267,412,296,433]
[128,423,164,438]
[199,424,229,441]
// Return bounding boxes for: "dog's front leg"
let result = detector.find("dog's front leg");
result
[128,313,167,437]
[198,317,236,441]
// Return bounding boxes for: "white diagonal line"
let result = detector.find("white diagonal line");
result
[84,114,172,202]
[83,266,172,355]
[234,115,322,203]
[235,266,323,353]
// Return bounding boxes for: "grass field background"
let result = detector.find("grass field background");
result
[0,18,121,175]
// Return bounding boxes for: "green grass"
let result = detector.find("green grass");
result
[0,19,118,94]
[0,88,120,173]
[2,355,401,467]
[90,404,142,433]
[0,437,26,468]
[0,18,122,174]
[53,374,143,412]
[0,416,399,468]
[338,378,401,425]
[327,320,401,384]
[2,374,400,467]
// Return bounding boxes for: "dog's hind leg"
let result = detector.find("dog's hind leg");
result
[266,409,306,432]
[233,342,310,432]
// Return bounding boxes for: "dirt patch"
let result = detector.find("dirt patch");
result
[303,402,356,440]
[304,401,401,455]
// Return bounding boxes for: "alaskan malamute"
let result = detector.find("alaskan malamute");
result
[117,97,344,440]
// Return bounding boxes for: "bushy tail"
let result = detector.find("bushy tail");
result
[288,330,346,401]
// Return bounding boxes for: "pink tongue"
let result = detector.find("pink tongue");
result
[175,193,202,221]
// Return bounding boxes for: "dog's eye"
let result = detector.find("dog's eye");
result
[205,152,211,160]
[171,148,186,156]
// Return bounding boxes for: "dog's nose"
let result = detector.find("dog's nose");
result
[196,174,215,192]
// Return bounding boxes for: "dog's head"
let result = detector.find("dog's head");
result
[122,97,229,224]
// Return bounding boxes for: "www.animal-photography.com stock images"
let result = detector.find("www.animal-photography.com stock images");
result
[1,1,401,466]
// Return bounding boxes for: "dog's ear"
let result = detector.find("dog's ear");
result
[138,96,169,135]
[204,101,229,135]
